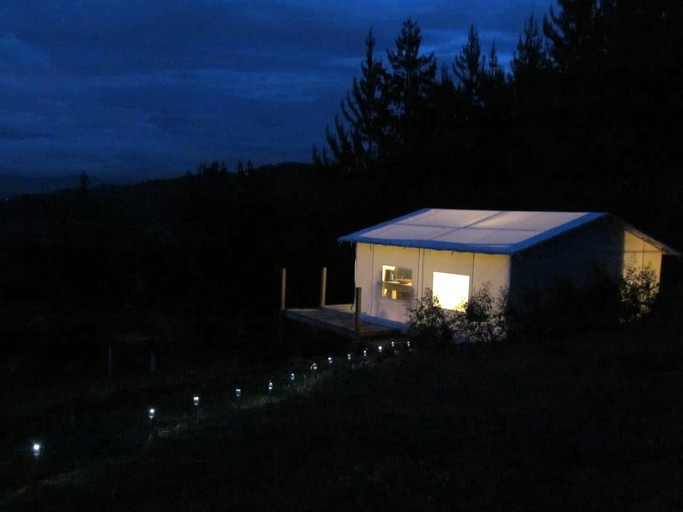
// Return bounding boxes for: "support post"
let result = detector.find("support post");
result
[279,268,287,339]
[320,266,327,308]
[280,268,287,312]
[149,351,157,374]
[354,287,362,338]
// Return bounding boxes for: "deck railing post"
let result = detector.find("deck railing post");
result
[280,268,287,312]
[279,267,287,339]
[320,267,327,308]
[354,287,362,338]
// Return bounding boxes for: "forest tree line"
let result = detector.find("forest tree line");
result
[315,0,682,245]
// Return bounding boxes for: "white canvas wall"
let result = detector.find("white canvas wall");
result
[355,243,510,326]
[624,230,663,281]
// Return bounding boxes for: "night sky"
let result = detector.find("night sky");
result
[0,1,552,178]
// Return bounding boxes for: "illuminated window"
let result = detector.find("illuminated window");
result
[432,272,469,311]
[381,265,413,300]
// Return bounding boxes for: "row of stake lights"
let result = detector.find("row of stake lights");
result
[139,341,409,426]
[34,339,413,459]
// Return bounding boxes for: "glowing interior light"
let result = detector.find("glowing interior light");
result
[235,388,241,398]
[432,272,470,311]
[32,443,41,458]
[193,396,199,406]
[311,362,318,371]
[347,353,352,361]
[268,380,273,392]
[290,372,295,381]
[148,408,155,420]
[378,345,383,353]
[328,356,333,365]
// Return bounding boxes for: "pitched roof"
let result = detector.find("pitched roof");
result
[339,208,607,255]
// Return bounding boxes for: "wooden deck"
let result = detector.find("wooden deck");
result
[284,304,399,339]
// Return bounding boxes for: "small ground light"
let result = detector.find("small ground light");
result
[311,362,318,371]
[235,388,241,398]
[148,408,155,420]
[363,348,367,357]
[32,443,41,459]
[391,341,395,348]
[268,380,273,392]
[407,340,411,348]
[378,345,383,353]
[347,353,352,361]
[290,372,295,381]
[193,395,199,406]
[328,356,333,365]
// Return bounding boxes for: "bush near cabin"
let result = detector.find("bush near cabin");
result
[407,284,508,346]
[408,265,660,345]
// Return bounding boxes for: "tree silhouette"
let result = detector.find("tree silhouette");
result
[385,19,437,148]
[321,28,389,172]
[512,15,551,99]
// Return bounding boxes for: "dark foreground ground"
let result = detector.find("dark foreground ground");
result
[1,315,682,511]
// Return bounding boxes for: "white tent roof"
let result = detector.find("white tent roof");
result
[339,208,607,255]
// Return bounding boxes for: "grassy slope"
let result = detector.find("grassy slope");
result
[2,316,682,511]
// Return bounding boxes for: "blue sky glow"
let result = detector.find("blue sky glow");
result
[0,1,553,178]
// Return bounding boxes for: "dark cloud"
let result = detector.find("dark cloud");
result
[0,1,553,177]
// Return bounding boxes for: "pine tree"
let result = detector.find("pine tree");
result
[480,42,507,102]
[323,28,389,172]
[543,0,604,74]
[452,25,507,107]
[452,25,485,105]
[512,15,551,94]
[385,19,437,146]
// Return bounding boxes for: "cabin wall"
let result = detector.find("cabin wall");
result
[421,250,510,298]
[355,243,510,326]
[509,217,665,299]
[624,230,663,282]
[510,216,625,297]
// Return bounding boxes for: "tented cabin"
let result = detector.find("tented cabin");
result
[339,209,678,329]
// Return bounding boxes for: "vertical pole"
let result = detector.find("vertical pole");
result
[279,268,287,339]
[320,266,327,308]
[280,268,287,312]
[355,287,362,338]
[107,343,113,378]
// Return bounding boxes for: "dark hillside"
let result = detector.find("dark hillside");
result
[1,315,681,511]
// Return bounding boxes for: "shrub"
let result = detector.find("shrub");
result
[406,284,508,346]
[451,283,508,344]
[406,288,452,347]
[618,262,659,323]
